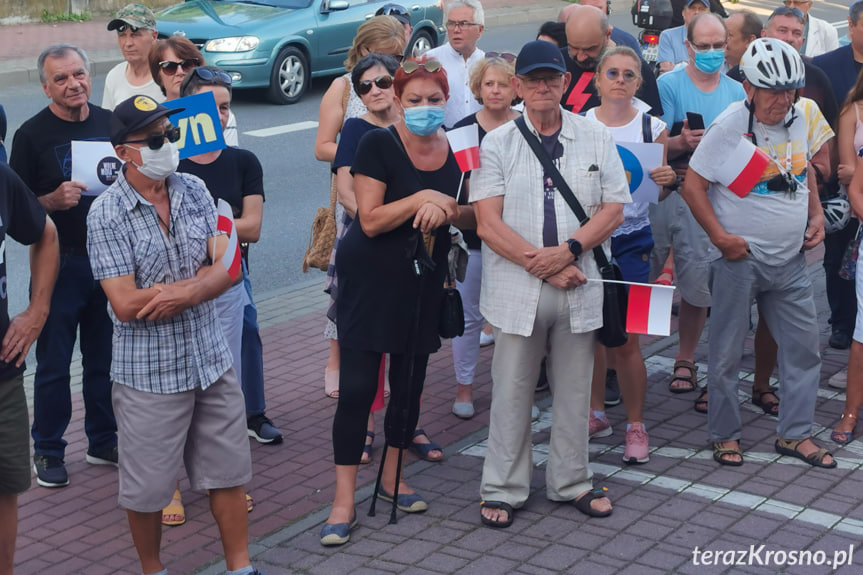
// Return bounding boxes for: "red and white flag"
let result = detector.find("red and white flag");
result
[216,198,242,281]
[625,283,675,336]
[716,137,771,198]
[446,124,480,173]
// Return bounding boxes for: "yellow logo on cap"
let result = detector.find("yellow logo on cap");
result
[134,96,157,111]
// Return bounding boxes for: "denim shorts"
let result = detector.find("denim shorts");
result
[612,226,654,284]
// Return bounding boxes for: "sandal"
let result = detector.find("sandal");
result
[831,413,856,445]
[694,389,708,414]
[751,385,779,417]
[360,431,374,464]
[573,487,612,518]
[774,437,837,469]
[712,442,743,466]
[410,429,443,462]
[480,500,514,528]
[669,360,698,393]
[162,489,186,526]
[324,369,339,398]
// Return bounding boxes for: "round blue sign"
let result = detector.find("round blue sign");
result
[616,144,643,195]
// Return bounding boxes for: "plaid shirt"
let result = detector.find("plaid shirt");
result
[87,168,231,394]
[470,109,631,337]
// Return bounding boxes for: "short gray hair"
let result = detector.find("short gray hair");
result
[38,43,90,84]
[445,0,485,26]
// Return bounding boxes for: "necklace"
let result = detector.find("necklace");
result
[157,212,170,231]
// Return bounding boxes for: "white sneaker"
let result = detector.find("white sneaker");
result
[479,331,495,347]
[829,368,848,390]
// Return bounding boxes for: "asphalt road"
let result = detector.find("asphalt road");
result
[0,0,850,321]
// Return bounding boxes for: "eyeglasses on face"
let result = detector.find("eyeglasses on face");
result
[772,6,805,19]
[401,59,442,74]
[485,51,517,62]
[158,58,201,75]
[604,68,638,83]
[445,20,479,30]
[191,67,233,85]
[357,75,394,95]
[690,41,728,51]
[518,74,564,89]
[124,126,181,150]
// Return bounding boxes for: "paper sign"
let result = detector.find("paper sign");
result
[615,142,663,204]
[163,91,226,159]
[71,141,121,196]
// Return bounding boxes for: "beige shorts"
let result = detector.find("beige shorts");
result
[112,368,252,512]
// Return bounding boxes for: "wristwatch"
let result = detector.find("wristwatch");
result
[566,238,583,260]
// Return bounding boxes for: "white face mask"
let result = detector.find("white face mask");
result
[126,142,180,181]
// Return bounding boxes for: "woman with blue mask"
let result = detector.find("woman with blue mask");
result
[321,57,475,546]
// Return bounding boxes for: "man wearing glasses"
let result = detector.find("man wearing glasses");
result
[424,0,485,128]
[471,40,629,528]
[102,3,163,111]
[658,0,711,74]
[87,95,261,575]
[9,44,117,489]
[784,0,838,58]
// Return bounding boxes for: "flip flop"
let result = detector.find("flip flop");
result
[573,487,612,518]
[162,489,186,526]
[410,429,443,462]
[774,438,837,469]
[480,500,513,528]
[669,360,698,393]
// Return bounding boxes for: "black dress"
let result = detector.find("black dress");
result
[336,126,460,355]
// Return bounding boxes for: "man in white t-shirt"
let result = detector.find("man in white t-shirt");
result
[424,0,485,128]
[682,38,835,469]
[101,3,163,111]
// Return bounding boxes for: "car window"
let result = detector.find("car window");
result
[219,0,314,8]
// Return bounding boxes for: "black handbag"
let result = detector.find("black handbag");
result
[439,281,466,339]
[514,116,628,348]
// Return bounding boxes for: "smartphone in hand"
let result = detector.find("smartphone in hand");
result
[686,112,705,131]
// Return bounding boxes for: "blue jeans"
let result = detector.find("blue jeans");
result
[31,254,115,459]
[241,259,266,416]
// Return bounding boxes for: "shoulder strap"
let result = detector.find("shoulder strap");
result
[513,116,611,270]
[340,76,351,129]
[642,114,653,143]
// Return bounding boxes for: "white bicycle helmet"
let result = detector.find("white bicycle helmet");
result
[823,195,851,234]
[740,38,805,91]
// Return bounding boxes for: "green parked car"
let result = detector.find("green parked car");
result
[156,0,446,104]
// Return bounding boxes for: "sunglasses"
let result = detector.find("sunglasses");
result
[485,52,517,62]
[772,6,805,19]
[357,75,394,95]
[115,24,142,34]
[158,58,201,75]
[604,68,638,83]
[125,126,181,150]
[401,59,442,74]
[191,67,233,85]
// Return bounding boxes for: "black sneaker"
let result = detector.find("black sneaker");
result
[604,369,621,406]
[33,454,69,488]
[86,444,119,467]
[247,413,283,445]
[829,329,852,350]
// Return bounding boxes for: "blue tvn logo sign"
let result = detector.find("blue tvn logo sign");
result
[163,91,226,159]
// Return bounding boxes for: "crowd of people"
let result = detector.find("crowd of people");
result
[0,0,861,573]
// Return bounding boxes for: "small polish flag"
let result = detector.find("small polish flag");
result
[625,283,675,336]
[716,137,771,198]
[216,198,242,281]
[446,124,480,172]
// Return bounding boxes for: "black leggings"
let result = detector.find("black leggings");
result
[333,348,429,465]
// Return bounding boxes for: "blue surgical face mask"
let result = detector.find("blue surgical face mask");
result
[403,105,445,136]
[693,49,725,74]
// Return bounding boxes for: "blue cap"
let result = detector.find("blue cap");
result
[515,40,566,75]
[687,0,710,7]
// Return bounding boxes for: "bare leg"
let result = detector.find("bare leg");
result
[456,383,473,404]
[126,510,163,575]
[753,314,778,393]
[381,446,418,495]
[589,341,606,413]
[613,334,646,424]
[326,339,340,372]
[0,494,16,575]
[326,464,358,525]
[835,341,863,435]
[361,413,375,464]
[209,486,251,571]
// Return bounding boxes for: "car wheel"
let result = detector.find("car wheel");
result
[409,30,434,58]
[268,46,308,105]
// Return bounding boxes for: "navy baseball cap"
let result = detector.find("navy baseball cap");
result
[515,40,566,75]
[687,0,710,7]
[111,95,184,146]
